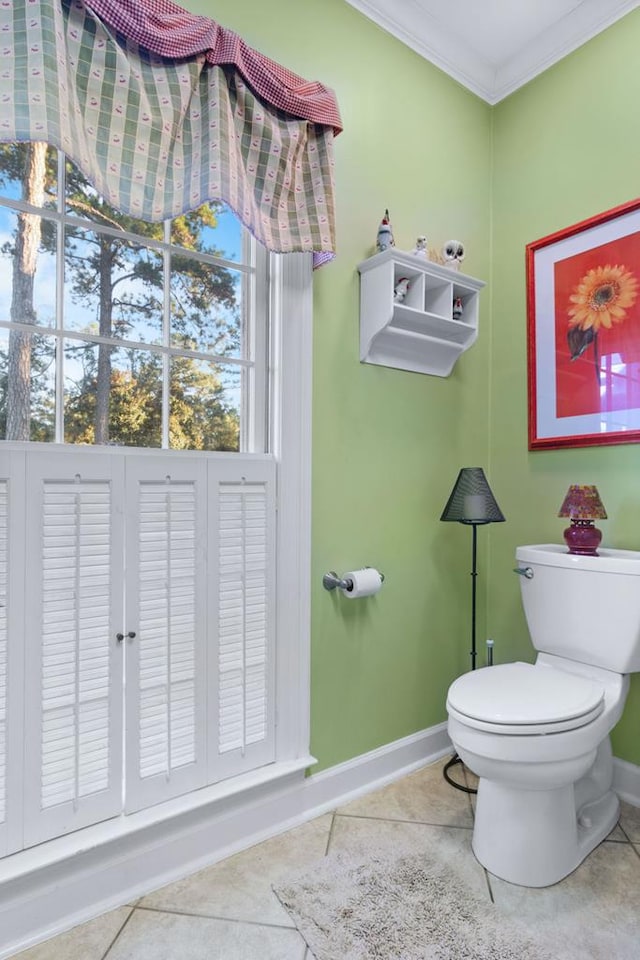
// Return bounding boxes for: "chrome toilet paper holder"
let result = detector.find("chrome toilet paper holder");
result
[322,571,352,592]
[322,569,385,591]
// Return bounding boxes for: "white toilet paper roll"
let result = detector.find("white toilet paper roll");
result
[341,568,383,599]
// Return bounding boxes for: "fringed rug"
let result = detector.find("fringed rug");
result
[274,851,552,960]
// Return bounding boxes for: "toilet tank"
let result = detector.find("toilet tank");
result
[516,544,640,674]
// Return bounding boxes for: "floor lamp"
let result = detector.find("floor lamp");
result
[440,467,505,793]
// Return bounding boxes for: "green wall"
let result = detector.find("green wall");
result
[187,0,493,770]
[490,9,640,765]
[185,0,640,769]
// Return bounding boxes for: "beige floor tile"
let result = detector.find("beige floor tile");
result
[139,814,333,927]
[10,770,640,960]
[11,907,133,960]
[336,756,474,827]
[328,810,488,901]
[489,840,640,960]
[607,822,630,842]
[108,909,307,960]
[619,800,640,842]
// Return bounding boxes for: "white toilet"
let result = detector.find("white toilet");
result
[446,543,640,888]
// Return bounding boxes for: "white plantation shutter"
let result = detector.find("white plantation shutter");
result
[209,458,276,782]
[125,457,207,812]
[0,480,7,845]
[5,447,281,846]
[40,481,111,807]
[0,453,27,858]
[23,454,124,847]
[218,485,269,752]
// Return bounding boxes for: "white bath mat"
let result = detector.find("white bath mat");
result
[274,850,553,960]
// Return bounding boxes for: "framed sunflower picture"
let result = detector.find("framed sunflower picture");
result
[526,198,640,450]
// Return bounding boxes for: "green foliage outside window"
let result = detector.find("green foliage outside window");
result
[0,143,250,451]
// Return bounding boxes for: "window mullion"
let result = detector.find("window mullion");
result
[246,237,268,454]
[55,152,66,444]
[162,221,171,450]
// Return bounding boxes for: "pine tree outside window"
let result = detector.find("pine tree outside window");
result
[0,143,268,453]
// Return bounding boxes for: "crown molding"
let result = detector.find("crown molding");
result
[344,0,640,104]
[344,0,497,101]
[492,0,640,102]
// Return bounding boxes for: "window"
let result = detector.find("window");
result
[0,143,313,862]
[0,143,268,452]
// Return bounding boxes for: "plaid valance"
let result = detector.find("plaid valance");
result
[85,0,343,134]
[1,0,342,263]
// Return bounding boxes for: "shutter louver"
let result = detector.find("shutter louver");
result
[218,482,269,755]
[40,481,112,809]
[138,481,197,780]
[0,481,7,828]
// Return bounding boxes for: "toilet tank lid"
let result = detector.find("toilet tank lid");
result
[516,543,640,575]
[447,662,604,727]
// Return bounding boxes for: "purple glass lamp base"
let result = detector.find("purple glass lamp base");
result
[563,520,602,556]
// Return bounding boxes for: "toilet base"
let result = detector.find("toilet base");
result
[472,778,620,887]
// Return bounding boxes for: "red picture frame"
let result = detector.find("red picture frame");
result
[526,198,640,450]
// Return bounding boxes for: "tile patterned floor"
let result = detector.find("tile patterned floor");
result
[12,757,640,960]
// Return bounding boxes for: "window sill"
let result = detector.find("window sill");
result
[0,755,316,887]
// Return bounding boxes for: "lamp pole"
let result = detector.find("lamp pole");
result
[471,522,478,671]
[439,466,505,794]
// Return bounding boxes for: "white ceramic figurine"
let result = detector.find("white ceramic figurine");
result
[394,277,410,303]
[442,240,465,270]
[376,209,395,253]
[411,235,428,258]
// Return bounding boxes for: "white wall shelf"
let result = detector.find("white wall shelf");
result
[358,249,486,376]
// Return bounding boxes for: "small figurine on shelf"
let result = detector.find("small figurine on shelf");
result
[376,209,395,253]
[452,296,464,320]
[411,235,428,259]
[441,240,465,271]
[394,277,410,303]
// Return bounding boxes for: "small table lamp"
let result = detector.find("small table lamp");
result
[558,485,607,556]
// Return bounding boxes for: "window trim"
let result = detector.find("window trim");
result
[270,252,313,764]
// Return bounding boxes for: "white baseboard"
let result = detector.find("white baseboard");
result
[613,757,640,807]
[301,722,451,816]
[0,723,450,960]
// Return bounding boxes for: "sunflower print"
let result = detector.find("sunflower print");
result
[567,264,639,364]
[568,264,638,332]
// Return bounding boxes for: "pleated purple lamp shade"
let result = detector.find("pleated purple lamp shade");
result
[558,485,607,556]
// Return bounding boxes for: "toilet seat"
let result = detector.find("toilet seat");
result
[447,661,605,735]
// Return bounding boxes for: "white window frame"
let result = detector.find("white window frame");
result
[270,252,313,765]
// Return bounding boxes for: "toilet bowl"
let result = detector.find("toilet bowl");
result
[448,655,627,886]
[446,544,640,888]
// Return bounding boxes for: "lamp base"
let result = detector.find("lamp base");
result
[563,520,602,556]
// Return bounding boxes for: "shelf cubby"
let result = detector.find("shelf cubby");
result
[358,249,485,377]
